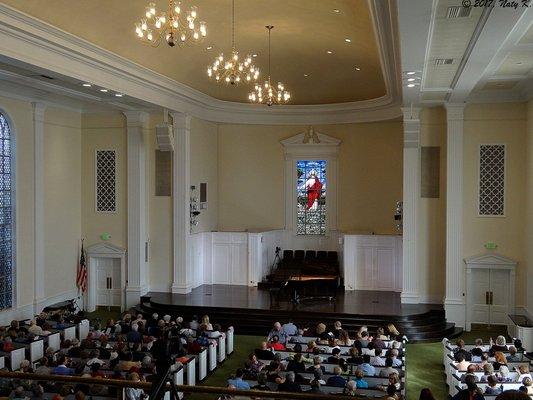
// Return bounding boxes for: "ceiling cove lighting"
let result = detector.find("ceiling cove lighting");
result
[82,83,92,87]
[134,0,206,47]
[407,84,415,88]
[249,26,291,106]
[406,71,416,75]
[99,89,108,93]
[207,0,259,85]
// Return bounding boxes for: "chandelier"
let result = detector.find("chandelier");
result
[249,26,291,106]
[207,0,259,85]
[134,0,207,47]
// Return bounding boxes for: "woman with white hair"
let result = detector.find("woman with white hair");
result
[489,335,508,356]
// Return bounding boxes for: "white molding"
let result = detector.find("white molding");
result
[32,102,46,311]
[464,252,517,267]
[0,3,402,124]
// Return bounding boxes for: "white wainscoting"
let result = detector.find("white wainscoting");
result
[343,234,402,292]
[211,232,248,285]
[248,230,284,286]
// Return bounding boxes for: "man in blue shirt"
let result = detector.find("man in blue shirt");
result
[326,366,347,387]
[227,368,251,390]
[281,320,298,338]
[360,354,376,376]
[52,355,75,375]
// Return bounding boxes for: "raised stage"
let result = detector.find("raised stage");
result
[139,285,460,342]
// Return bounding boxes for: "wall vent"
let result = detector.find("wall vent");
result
[446,6,471,18]
[434,58,454,65]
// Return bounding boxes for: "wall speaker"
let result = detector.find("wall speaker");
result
[156,124,174,151]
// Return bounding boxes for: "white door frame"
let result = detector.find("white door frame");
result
[86,242,127,312]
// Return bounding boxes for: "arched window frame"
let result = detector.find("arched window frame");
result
[281,130,340,239]
[0,109,15,312]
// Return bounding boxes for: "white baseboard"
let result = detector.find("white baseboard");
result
[149,284,172,293]
[419,294,444,304]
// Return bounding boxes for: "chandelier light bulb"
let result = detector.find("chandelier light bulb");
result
[134,0,206,47]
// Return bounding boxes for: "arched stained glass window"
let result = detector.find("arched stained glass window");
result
[0,112,13,310]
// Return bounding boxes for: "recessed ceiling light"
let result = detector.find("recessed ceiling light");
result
[304,73,309,77]
[82,83,92,87]
[406,71,416,75]
[345,38,351,43]
[407,84,415,88]
[252,54,258,57]
[326,50,333,54]
[333,9,340,13]
[115,93,124,97]
[355,67,361,71]
[99,89,108,93]
[516,62,523,65]
[206,46,213,50]
[407,78,415,82]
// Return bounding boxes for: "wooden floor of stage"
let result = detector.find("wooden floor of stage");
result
[146,285,442,316]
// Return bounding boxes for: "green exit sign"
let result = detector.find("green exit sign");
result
[485,242,497,250]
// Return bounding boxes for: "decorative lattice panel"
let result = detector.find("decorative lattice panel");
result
[479,144,505,216]
[96,150,117,213]
[0,112,13,310]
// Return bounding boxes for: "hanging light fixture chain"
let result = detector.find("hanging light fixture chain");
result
[267,25,273,79]
[231,0,236,50]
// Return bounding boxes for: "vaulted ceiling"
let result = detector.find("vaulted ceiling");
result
[1,0,388,105]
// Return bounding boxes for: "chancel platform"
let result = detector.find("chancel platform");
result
[139,285,459,342]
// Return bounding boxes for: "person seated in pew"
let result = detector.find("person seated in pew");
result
[332,321,343,339]
[305,340,318,353]
[493,352,508,370]
[495,365,513,382]
[286,353,306,373]
[373,333,386,354]
[480,364,495,382]
[307,356,326,374]
[353,331,371,352]
[119,351,141,372]
[247,353,265,373]
[516,365,532,383]
[489,336,508,356]
[376,327,389,341]
[389,349,403,367]
[453,375,485,400]
[454,353,470,371]
[227,368,251,390]
[2,336,14,352]
[387,324,401,341]
[277,371,302,392]
[126,324,142,344]
[34,357,51,376]
[471,347,484,362]
[255,341,274,360]
[307,378,325,394]
[327,347,342,364]
[354,368,369,388]
[347,347,363,365]
[200,315,213,331]
[343,380,358,396]
[522,377,533,395]
[86,349,105,368]
[372,348,386,366]
[264,360,283,382]
[337,329,352,347]
[304,323,329,342]
[462,364,479,383]
[52,355,75,376]
[326,366,347,387]
[455,339,472,362]
[267,335,286,351]
[484,375,503,395]
[475,354,490,372]
[384,383,400,400]
[380,357,397,378]
[360,354,376,377]
[27,320,43,336]
[89,362,107,378]
[286,343,312,363]
[281,319,298,338]
[507,346,521,362]
[251,373,271,391]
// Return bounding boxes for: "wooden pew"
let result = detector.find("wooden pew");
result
[258,359,404,376]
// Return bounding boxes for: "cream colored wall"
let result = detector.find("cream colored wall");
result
[463,103,527,308]
[81,113,127,248]
[418,107,447,303]
[526,101,533,314]
[148,114,172,291]
[0,96,35,310]
[217,122,403,233]
[190,117,218,233]
[43,107,81,298]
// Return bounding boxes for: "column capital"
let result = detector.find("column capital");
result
[123,111,149,127]
[170,112,191,130]
[401,106,421,121]
[445,103,466,121]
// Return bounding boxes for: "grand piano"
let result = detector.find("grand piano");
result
[266,250,341,304]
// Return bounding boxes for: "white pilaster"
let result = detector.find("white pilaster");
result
[445,103,466,327]
[171,112,192,294]
[124,111,149,307]
[32,102,46,312]
[401,107,421,304]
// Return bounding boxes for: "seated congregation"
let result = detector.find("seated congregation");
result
[444,336,533,399]
[224,320,406,398]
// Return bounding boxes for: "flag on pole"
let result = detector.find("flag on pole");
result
[76,239,87,293]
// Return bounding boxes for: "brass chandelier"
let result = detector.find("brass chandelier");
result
[207,0,259,85]
[249,26,291,106]
[135,0,207,47]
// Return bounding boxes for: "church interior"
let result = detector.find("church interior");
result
[0,0,533,399]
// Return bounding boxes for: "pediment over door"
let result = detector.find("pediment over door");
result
[86,242,126,257]
[465,252,517,268]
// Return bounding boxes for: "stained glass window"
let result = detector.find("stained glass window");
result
[0,112,13,310]
[297,160,326,235]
